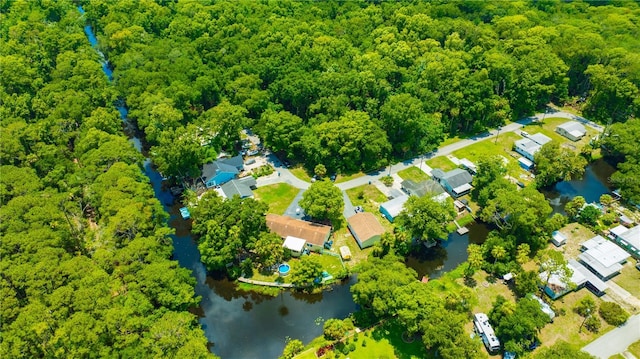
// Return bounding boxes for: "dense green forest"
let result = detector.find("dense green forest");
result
[80,0,640,178]
[0,1,213,357]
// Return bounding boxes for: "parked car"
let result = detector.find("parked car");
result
[521,131,529,137]
[330,174,336,182]
[354,206,364,213]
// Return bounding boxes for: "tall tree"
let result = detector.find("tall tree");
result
[299,180,344,225]
[396,196,456,245]
[534,142,587,188]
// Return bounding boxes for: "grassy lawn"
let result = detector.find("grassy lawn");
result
[425,156,457,172]
[335,172,366,183]
[628,340,640,357]
[538,290,614,349]
[461,270,516,314]
[296,320,429,359]
[555,223,596,258]
[397,166,430,182]
[451,132,528,180]
[289,166,313,182]
[612,257,640,299]
[253,183,300,215]
[521,116,599,153]
[247,253,344,284]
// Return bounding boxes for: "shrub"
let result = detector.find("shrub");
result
[381,175,393,187]
[574,296,596,317]
[599,302,630,326]
[361,339,367,347]
[348,343,356,352]
[584,316,601,333]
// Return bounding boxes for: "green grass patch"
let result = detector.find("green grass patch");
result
[425,156,457,172]
[314,253,345,277]
[253,183,300,215]
[457,214,475,227]
[397,166,430,182]
[628,340,640,357]
[335,171,366,183]
[289,166,313,182]
[613,257,640,299]
[237,282,282,296]
[452,131,528,180]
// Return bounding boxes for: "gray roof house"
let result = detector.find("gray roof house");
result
[556,121,587,141]
[220,176,257,199]
[219,154,245,171]
[401,179,445,198]
[438,168,473,197]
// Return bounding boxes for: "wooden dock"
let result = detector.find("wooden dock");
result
[457,227,469,235]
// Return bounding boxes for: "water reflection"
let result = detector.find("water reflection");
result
[540,159,615,214]
[406,222,491,279]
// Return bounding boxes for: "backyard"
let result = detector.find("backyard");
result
[295,320,429,359]
[246,252,344,285]
[253,183,300,215]
[612,257,640,299]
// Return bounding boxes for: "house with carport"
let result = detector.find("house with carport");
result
[200,155,245,188]
[578,235,630,280]
[266,214,332,251]
[347,212,386,248]
[434,168,473,198]
[514,133,552,162]
[379,194,409,223]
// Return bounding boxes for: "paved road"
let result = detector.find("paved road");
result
[582,314,640,359]
[282,189,306,219]
[260,110,602,192]
[342,191,356,219]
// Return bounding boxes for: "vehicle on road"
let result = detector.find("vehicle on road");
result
[354,206,364,213]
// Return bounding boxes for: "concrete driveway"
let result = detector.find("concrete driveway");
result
[582,314,640,359]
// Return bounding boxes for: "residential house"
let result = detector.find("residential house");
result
[401,179,445,198]
[266,214,332,251]
[518,157,534,171]
[578,235,630,280]
[541,260,587,299]
[201,161,239,188]
[437,168,473,198]
[283,236,306,257]
[379,194,409,223]
[220,177,257,199]
[556,121,587,141]
[610,224,640,259]
[347,212,386,248]
[221,154,245,171]
[514,133,552,161]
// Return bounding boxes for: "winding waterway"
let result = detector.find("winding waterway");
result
[79,7,616,358]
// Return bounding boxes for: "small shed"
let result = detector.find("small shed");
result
[551,231,567,247]
[619,215,634,227]
[339,246,352,261]
[283,236,306,257]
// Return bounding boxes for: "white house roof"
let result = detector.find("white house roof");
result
[581,235,607,251]
[557,121,587,135]
[452,183,472,195]
[283,236,306,253]
[518,157,533,167]
[380,195,409,218]
[542,261,586,290]
[582,238,630,268]
[569,259,608,293]
[618,225,640,251]
[529,133,552,146]
[610,224,629,237]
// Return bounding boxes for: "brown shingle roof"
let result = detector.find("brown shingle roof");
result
[266,214,331,247]
[347,212,385,242]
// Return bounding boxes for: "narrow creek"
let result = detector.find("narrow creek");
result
[78,7,616,358]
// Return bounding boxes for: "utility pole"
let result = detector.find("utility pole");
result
[494,126,501,145]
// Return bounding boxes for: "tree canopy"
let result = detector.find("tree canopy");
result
[80,0,640,178]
